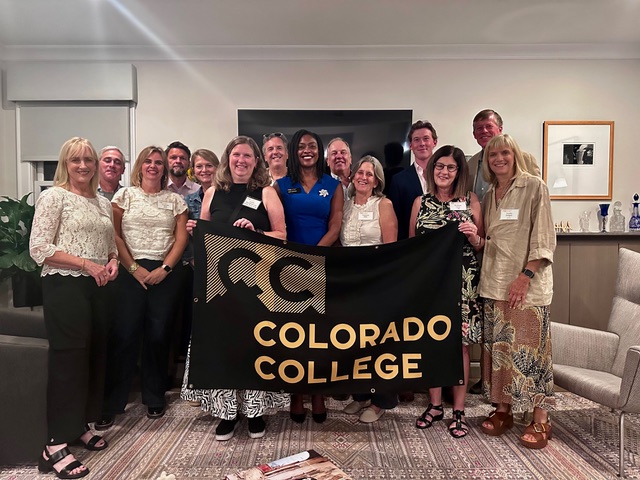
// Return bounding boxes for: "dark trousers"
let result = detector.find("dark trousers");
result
[103,260,184,413]
[42,274,112,444]
[352,392,398,410]
[178,263,194,357]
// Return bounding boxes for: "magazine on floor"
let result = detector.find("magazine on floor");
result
[224,449,351,480]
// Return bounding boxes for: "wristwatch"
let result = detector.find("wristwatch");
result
[128,262,140,274]
[522,268,535,279]
[162,264,172,273]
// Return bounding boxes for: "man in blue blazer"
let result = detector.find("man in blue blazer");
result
[388,120,438,240]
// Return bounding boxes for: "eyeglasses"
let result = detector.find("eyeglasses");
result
[434,163,458,172]
[263,132,288,144]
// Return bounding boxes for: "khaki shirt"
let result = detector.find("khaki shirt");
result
[478,173,556,306]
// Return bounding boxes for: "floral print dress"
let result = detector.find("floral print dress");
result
[415,193,482,344]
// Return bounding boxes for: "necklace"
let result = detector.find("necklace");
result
[435,192,454,203]
[495,180,513,205]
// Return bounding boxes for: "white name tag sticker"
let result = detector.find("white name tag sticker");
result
[242,197,261,210]
[358,211,374,221]
[449,201,467,211]
[500,208,519,220]
[158,202,173,210]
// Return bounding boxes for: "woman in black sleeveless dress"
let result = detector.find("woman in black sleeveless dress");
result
[188,136,287,442]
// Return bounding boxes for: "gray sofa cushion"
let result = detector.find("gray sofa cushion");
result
[0,307,46,339]
[0,334,48,465]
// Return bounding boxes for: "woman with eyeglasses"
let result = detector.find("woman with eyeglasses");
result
[275,129,344,424]
[408,145,484,439]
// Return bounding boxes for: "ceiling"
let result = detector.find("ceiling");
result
[0,0,639,61]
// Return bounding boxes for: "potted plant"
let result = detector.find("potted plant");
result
[0,193,42,307]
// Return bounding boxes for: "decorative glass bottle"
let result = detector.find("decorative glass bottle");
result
[599,203,610,232]
[610,201,626,232]
[630,193,640,231]
[579,211,591,232]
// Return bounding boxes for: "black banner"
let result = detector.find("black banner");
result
[189,221,464,394]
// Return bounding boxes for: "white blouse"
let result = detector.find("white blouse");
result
[30,186,117,277]
[112,187,187,261]
[340,196,383,246]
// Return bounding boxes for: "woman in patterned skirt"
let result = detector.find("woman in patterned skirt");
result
[181,148,219,407]
[193,136,288,441]
[409,145,484,438]
[478,134,556,449]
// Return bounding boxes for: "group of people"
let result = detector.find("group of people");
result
[28,108,556,479]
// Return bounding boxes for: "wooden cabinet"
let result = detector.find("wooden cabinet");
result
[551,233,640,330]
[470,233,639,370]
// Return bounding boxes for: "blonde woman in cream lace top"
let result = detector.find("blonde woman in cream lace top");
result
[340,155,399,423]
[29,137,118,479]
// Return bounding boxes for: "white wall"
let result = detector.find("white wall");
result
[2,58,639,227]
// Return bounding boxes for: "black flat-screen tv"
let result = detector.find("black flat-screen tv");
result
[238,109,413,167]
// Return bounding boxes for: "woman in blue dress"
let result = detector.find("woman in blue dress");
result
[276,129,344,423]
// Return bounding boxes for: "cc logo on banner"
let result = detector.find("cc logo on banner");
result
[204,234,326,314]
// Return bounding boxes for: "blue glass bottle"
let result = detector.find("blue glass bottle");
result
[630,193,640,231]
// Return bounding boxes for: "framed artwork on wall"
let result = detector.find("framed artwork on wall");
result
[543,120,614,200]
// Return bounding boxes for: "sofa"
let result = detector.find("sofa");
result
[0,306,48,465]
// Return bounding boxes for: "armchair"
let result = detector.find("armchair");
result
[551,247,640,478]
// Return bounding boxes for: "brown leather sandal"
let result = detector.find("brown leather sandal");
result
[520,421,552,449]
[480,410,513,436]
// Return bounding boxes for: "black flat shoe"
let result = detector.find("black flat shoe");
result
[215,417,240,441]
[38,446,89,479]
[290,411,307,423]
[312,411,327,423]
[147,406,166,419]
[94,415,114,431]
[248,416,266,439]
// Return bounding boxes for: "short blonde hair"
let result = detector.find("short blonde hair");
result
[191,148,220,169]
[348,155,386,198]
[130,146,169,189]
[482,134,527,185]
[53,137,99,192]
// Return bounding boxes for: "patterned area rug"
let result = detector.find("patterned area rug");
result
[1,391,638,479]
